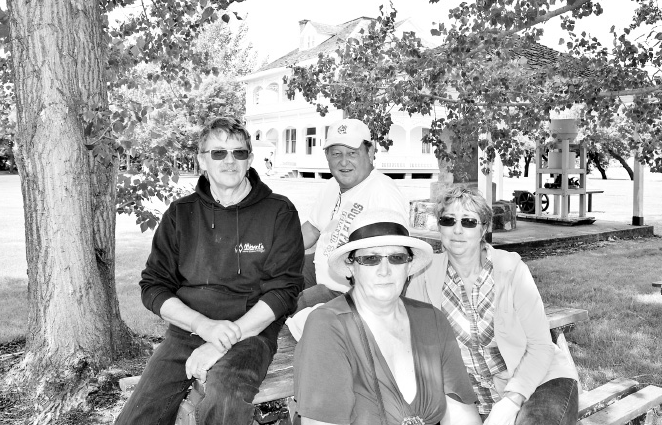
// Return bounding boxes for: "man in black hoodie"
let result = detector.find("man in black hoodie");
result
[116,117,304,425]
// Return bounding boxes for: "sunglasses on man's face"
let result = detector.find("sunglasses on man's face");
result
[350,253,413,266]
[200,149,250,161]
[438,216,480,228]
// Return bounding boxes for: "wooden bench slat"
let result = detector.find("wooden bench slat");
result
[578,377,639,419]
[579,385,662,425]
[545,306,589,329]
[254,372,295,404]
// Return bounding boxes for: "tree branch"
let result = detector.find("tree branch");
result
[410,92,531,107]
[599,86,662,97]
[447,0,592,58]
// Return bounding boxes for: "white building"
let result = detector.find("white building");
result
[241,17,442,179]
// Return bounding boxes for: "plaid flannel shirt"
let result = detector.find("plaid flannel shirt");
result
[440,251,508,415]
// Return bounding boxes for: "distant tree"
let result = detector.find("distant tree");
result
[114,20,257,230]
[584,116,637,180]
[2,0,245,421]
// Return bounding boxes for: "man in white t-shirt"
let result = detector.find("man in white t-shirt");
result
[297,118,409,311]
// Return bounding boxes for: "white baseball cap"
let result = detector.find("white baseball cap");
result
[323,118,372,149]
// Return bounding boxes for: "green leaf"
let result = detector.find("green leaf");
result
[113,120,125,133]
[201,7,213,22]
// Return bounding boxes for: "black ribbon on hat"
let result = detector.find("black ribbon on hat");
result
[348,222,409,242]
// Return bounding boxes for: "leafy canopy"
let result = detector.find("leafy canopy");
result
[285,0,662,177]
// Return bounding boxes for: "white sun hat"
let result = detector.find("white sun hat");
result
[328,208,433,284]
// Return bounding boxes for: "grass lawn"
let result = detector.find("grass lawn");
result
[527,237,662,390]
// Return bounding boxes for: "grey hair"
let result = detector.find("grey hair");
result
[198,117,252,153]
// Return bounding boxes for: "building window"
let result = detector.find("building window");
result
[306,127,316,155]
[253,86,263,105]
[265,83,279,104]
[421,128,432,154]
[286,128,297,154]
[283,83,291,101]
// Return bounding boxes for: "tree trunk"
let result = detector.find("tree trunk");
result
[523,152,533,177]
[7,1,134,421]
[607,148,634,180]
[588,151,608,179]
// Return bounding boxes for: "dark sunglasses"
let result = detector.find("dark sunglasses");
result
[438,216,480,228]
[349,253,413,266]
[200,149,250,161]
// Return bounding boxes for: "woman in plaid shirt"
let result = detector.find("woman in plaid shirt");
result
[407,186,578,425]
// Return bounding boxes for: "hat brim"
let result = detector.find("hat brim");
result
[322,139,363,149]
[328,235,433,286]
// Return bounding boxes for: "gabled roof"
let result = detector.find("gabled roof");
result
[256,17,370,72]
[309,21,343,35]
[511,39,594,79]
[254,17,433,74]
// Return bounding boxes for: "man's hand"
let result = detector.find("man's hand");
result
[193,316,242,353]
[185,343,226,383]
[484,397,520,425]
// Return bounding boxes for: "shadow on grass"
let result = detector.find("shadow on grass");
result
[528,237,662,390]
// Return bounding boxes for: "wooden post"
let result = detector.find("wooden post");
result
[633,129,645,225]
[560,139,569,219]
[496,154,504,201]
[535,140,544,216]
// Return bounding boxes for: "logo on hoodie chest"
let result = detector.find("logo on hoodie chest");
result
[235,242,265,253]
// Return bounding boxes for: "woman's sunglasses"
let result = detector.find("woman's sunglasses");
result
[200,149,250,161]
[438,216,480,228]
[349,253,413,266]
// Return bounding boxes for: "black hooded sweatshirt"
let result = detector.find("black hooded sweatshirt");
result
[139,168,304,343]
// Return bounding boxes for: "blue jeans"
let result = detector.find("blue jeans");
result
[115,327,277,425]
[480,378,578,424]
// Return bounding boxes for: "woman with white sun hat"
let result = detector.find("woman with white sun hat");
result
[293,208,481,425]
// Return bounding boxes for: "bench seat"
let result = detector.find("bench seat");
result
[578,378,662,424]
[653,281,661,295]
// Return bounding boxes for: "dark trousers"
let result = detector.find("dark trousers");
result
[115,328,276,425]
[302,252,317,290]
[295,252,343,315]
[480,378,578,424]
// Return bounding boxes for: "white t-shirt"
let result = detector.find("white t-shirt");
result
[308,170,409,292]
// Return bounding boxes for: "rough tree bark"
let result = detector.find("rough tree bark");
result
[607,148,634,180]
[523,150,534,177]
[7,0,134,421]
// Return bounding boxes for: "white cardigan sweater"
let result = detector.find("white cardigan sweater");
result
[406,246,578,400]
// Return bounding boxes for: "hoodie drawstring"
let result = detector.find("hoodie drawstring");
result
[236,207,241,275]
[211,203,215,229]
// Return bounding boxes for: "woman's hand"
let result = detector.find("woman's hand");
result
[484,397,520,425]
[185,342,227,382]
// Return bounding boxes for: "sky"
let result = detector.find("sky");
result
[220,0,640,64]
